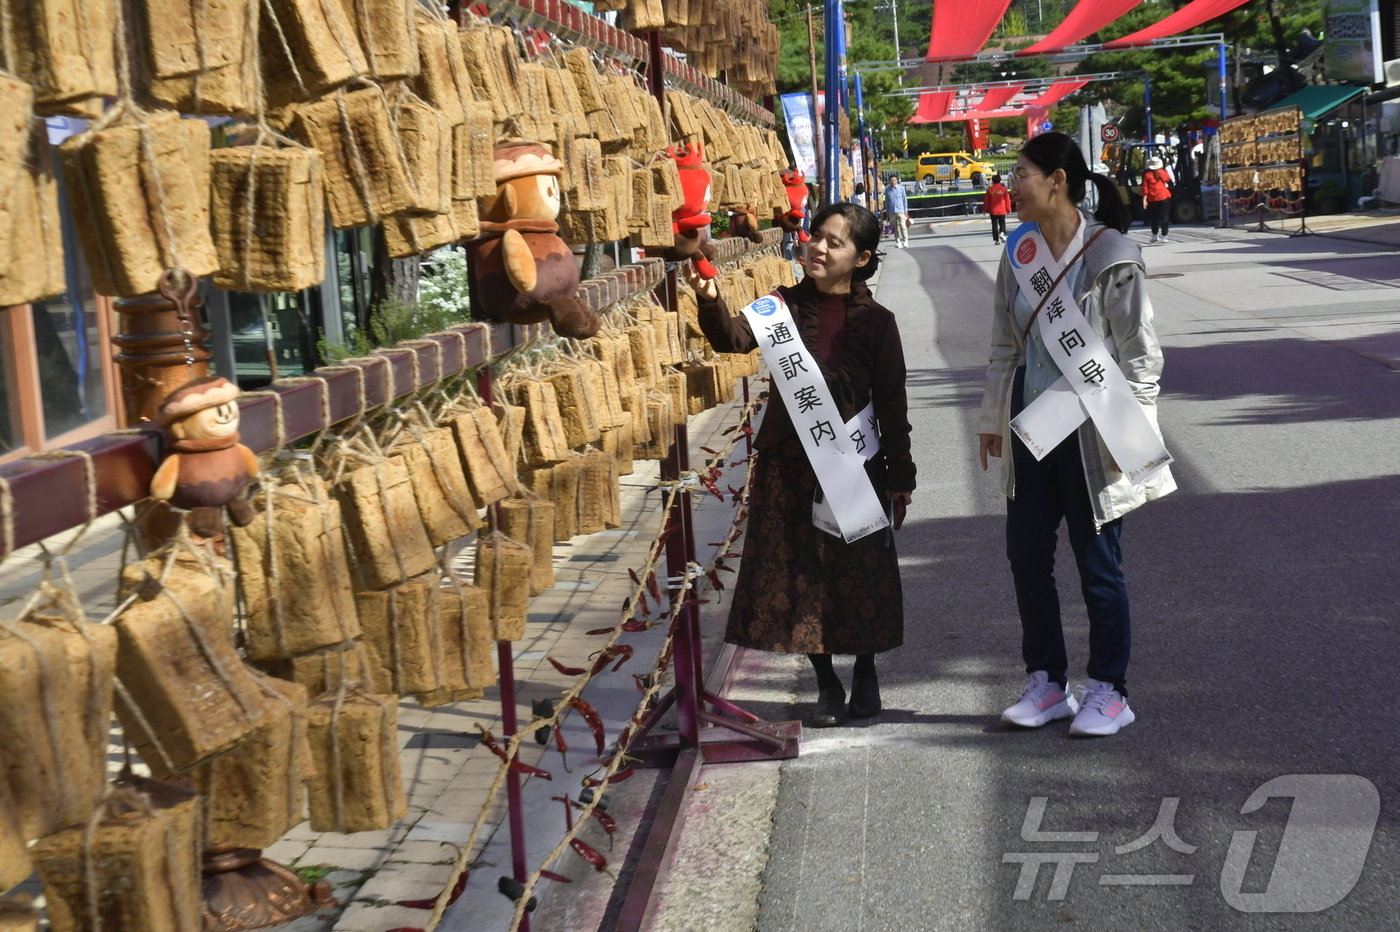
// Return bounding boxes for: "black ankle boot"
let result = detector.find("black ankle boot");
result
[848,670,881,718]
[809,685,846,728]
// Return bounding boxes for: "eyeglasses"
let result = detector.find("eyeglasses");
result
[1008,169,1051,188]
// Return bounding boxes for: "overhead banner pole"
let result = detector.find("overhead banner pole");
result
[1217,40,1228,225]
[853,71,872,206]
[823,0,844,204]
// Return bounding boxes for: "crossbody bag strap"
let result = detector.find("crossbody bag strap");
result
[1020,225,1111,342]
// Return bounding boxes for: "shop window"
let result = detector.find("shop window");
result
[0,136,119,462]
[335,228,375,337]
[32,290,108,439]
[226,290,319,386]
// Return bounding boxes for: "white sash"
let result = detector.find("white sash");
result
[811,401,880,538]
[1004,222,1172,484]
[740,293,889,543]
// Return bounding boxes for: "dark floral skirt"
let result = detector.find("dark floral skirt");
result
[724,435,904,655]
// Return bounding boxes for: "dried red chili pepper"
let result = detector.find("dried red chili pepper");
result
[477,728,505,759]
[540,870,572,883]
[585,626,614,636]
[588,806,618,836]
[562,797,618,836]
[548,657,586,676]
[583,766,634,787]
[554,719,570,769]
[590,644,634,675]
[550,795,574,829]
[621,619,650,632]
[646,572,661,603]
[570,837,611,875]
[479,728,554,780]
[568,697,607,755]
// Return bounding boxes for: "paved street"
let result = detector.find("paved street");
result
[634,218,1400,931]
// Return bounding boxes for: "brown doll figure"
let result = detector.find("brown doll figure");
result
[471,140,599,338]
[149,376,258,539]
[727,205,764,243]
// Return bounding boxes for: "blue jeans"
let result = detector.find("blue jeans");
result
[1007,369,1131,694]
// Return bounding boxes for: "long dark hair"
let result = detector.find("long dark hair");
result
[808,202,882,282]
[1020,132,1130,233]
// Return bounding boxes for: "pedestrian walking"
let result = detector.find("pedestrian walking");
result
[883,174,910,248]
[688,203,915,728]
[1141,156,1174,242]
[976,132,1175,737]
[983,172,1011,244]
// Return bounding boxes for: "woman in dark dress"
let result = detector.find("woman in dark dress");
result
[686,203,915,727]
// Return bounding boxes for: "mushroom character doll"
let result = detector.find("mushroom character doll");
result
[662,142,719,279]
[149,376,259,539]
[471,140,599,338]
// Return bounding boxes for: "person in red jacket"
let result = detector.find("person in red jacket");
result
[983,173,1012,244]
[1141,156,1174,243]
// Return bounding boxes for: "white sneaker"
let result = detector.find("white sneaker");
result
[1160,234,1169,243]
[1069,679,1135,737]
[1149,234,1159,243]
[1001,671,1078,728]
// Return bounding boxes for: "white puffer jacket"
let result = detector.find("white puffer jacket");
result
[977,216,1177,529]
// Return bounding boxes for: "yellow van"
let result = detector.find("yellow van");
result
[915,152,996,185]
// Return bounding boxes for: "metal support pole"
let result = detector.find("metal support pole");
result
[479,366,531,932]
[659,387,701,747]
[496,641,531,932]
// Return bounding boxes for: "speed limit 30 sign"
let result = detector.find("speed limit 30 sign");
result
[1101,123,1120,143]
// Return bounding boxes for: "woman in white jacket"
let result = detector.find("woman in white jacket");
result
[977,132,1175,737]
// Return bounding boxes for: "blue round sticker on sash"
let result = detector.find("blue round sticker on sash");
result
[750,296,778,316]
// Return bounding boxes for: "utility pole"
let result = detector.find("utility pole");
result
[808,6,824,182]
[876,0,904,157]
[890,0,900,86]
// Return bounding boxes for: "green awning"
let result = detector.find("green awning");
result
[1271,84,1366,120]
